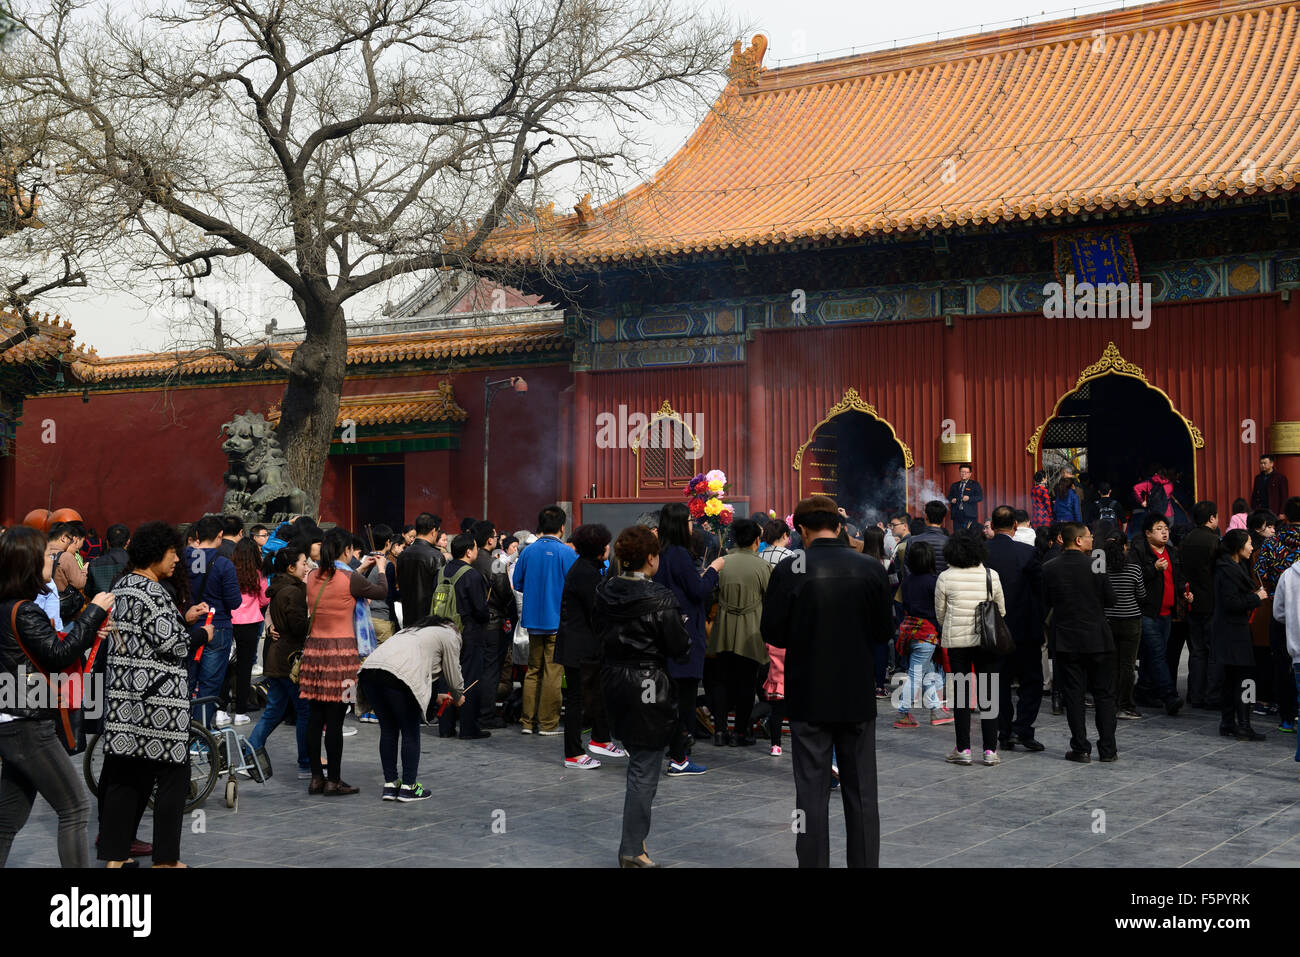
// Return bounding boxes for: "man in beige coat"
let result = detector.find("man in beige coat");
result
[708,519,772,746]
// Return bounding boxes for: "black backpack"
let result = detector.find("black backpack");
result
[1097,498,1120,525]
[1144,479,1168,517]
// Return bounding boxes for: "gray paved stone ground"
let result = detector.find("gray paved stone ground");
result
[6,681,1300,867]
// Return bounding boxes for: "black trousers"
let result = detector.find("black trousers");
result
[668,677,698,763]
[306,701,347,781]
[946,646,1000,753]
[479,627,503,724]
[713,652,761,740]
[997,638,1043,741]
[1221,664,1255,725]
[563,662,611,758]
[440,630,484,738]
[360,672,422,785]
[1058,650,1118,759]
[222,622,262,714]
[790,719,879,868]
[1186,614,1215,706]
[100,753,188,864]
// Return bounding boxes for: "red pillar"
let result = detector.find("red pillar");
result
[1275,292,1300,496]
[572,371,592,523]
[747,331,769,512]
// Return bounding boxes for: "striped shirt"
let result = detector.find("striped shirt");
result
[1106,561,1147,618]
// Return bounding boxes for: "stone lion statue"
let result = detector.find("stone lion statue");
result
[220,411,307,522]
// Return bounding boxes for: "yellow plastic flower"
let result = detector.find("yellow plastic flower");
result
[704,497,723,517]
[707,479,724,493]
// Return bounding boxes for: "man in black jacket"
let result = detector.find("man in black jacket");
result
[397,512,443,627]
[438,533,490,740]
[1133,512,1188,715]
[1179,501,1221,708]
[761,495,893,868]
[471,521,514,729]
[947,465,984,531]
[986,506,1045,751]
[1044,523,1119,762]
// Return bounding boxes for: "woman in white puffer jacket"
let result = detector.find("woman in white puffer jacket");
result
[935,530,1006,767]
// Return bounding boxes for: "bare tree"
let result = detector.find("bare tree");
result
[0,0,736,513]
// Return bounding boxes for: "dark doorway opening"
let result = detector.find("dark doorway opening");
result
[351,462,405,536]
[805,411,906,523]
[1042,374,1195,521]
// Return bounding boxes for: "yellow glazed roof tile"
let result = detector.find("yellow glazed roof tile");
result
[472,0,1300,264]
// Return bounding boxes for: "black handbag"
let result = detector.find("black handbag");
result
[975,567,1015,656]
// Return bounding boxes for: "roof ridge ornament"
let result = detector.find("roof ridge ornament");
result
[574,193,595,227]
[728,34,768,89]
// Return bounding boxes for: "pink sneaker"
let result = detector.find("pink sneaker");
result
[769,745,782,756]
[930,708,954,726]
[893,714,920,729]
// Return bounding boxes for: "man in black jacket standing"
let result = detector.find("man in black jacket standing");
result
[1179,502,1221,708]
[986,506,1045,751]
[397,512,443,627]
[438,534,491,740]
[471,521,514,729]
[947,464,984,532]
[1044,523,1119,762]
[761,495,893,868]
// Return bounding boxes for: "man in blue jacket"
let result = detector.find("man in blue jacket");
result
[512,505,575,734]
[186,515,242,728]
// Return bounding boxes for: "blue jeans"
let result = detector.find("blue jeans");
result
[1138,615,1175,699]
[1293,664,1300,762]
[898,641,943,714]
[248,676,311,772]
[192,626,233,727]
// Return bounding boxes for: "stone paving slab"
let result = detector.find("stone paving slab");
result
[4,687,1298,867]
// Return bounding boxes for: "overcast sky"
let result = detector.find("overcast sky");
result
[45,0,1117,356]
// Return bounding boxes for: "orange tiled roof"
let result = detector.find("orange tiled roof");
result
[0,310,96,368]
[473,0,1300,265]
[71,321,567,383]
[266,382,469,428]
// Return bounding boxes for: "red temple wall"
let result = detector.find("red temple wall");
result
[573,293,1290,523]
[12,362,572,534]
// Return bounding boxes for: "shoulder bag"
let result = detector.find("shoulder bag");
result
[975,567,1015,656]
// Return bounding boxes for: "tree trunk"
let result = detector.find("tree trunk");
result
[275,301,347,518]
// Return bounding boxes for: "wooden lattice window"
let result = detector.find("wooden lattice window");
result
[632,402,701,496]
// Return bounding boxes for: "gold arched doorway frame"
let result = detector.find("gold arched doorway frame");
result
[1025,341,1205,500]
[631,400,702,498]
[792,388,915,505]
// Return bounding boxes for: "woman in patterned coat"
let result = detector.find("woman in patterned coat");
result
[101,522,208,869]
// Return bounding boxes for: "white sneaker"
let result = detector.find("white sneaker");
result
[769,745,782,756]
[564,754,601,770]
[588,741,627,758]
[983,749,1001,766]
[341,726,358,737]
[214,710,233,727]
[232,713,251,726]
[537,728,562,736]
[250,664,263,677]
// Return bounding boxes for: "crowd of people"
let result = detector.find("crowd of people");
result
[0,449,1296,869]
